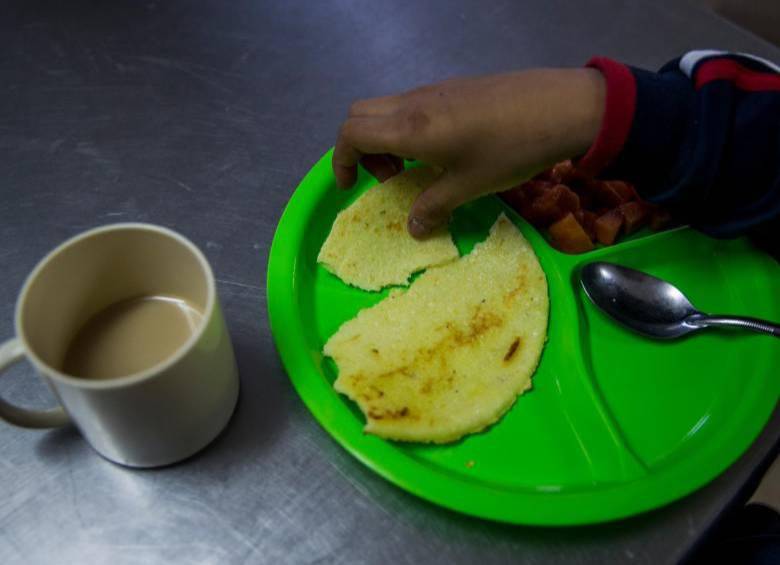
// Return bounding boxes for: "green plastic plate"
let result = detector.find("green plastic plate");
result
[267,150,780,525]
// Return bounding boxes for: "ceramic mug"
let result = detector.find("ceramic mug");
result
[0,223,239,467]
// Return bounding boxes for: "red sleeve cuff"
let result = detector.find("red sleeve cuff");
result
[695,58,780,91]
[576,57,637,177]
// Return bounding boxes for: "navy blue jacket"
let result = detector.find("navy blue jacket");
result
[579,51,780,239]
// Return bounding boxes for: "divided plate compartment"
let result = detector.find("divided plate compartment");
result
[267,150,780,525]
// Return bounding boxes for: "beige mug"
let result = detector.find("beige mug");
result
[0,223,239,467]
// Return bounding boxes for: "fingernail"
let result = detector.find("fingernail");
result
[408,216,431,238]
[335,171,355,189]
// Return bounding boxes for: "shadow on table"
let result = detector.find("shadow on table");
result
[36,424,84,460]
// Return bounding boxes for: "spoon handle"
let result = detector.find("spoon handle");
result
[692,315,780,337]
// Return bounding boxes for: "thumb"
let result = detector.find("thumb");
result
[407,171,464,239]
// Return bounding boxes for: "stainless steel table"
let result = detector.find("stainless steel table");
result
[1,1,778,563]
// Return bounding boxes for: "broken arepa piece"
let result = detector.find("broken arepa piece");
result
[317,167,459,291]
[324,214,549,443]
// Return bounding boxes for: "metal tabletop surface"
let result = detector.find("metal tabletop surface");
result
[1,1,778,563]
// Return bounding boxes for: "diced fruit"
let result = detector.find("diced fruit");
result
[518,180,555,202]
[570,185,594,210]
[582,210,597,240]
[606,180,637,201]
[548,213,594,254]
[649,206,672,231]
[618,201,649,234]
[549,160,574,183]
[584,180,618,207]
[588,180,635,207]
[501,180,553,211]
[506,161,670,252]
[554,160,593,185]
[594,209,624,245]
[575,209,597,240]
[547,160,572,184]
[526,184,580,227]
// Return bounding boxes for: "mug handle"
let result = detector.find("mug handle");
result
[0,338,69,428]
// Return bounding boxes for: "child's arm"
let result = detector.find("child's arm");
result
[580,53,780,237]
[334,52,780,239]
[333,69,605,238]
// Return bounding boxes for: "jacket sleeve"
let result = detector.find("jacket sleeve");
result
[576,51,780,238]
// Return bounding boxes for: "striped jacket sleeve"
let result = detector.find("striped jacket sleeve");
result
[577,50,780,238]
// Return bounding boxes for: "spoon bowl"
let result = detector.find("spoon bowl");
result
[580,262,780,339]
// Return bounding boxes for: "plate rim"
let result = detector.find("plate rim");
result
[266,149,780,525]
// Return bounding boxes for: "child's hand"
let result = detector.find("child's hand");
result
[333,68,605,238]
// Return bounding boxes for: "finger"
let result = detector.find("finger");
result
[339,116,406,154]
[407,172,467,239]
[333,116,405,189]
[348,95,403,117]
[332,138,359,189]
[360,154,403,182]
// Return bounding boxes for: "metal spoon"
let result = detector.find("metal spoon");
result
[580,262,780,339]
